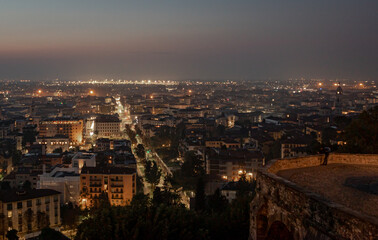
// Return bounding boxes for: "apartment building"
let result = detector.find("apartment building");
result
[36,136,70,153]
[206,149,264,181]
[39,117,83,145]
[0,189,61,239]
[80,166,136,207]
[94,115,121,138]
[205,139,240,149]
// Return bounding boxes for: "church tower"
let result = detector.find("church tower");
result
[334,82,343,115]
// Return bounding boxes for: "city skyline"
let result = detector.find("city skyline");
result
[1,0,377,81]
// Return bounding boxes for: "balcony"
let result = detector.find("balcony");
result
[112,195,123,199]
[111,190,123,193]
[89,183,102,187]
[110,178,123,182]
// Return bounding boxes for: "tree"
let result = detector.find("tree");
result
[321,127,337,145]
[6,229,19,240]
[23,208,33,233]
[38,227,61,240]
[194,177,205,212]
[144,160,161,190]
[125,125,137,144]
[75,198,207,240]
[173,151,205,190]
[207,189,228,213]
[36,211,49,230]
[152,179,181,206]
[61,203,80,230]
[341,106,378,153]
[136,144,146,159]
[181,151,204,178]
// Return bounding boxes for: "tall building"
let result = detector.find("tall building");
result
[334,82,343,115]
[94,115,121,138]
[80,166,136,207]
[39,117,84,145]
[0,189,61,240]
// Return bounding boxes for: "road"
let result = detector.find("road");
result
[118,98,190,207]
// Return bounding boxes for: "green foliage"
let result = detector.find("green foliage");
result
[125,125,137,144]
[152,186,181,207]
[155,148,178,162]
[61,203,81,230]
[144,160,161,189]
[321,127,337,145]
[340,106,378,153]
[195,177,206,212]
[173,151,205,190]
[135,144,146,159]
[75,177,256,240]
[207,189,228,213]
[75,197,208,240]
[38,227,61,240]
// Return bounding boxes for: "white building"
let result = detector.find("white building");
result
[38,165,80,205]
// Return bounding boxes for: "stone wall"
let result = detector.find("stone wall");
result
[250,153,378,240]
[251,172,378,240]
[267,153,378,174]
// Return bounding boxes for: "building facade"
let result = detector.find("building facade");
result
[39,118,83,146]
[80,166,136,207]
[0,189,61,239]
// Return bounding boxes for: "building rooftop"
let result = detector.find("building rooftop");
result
[277,163,378,218]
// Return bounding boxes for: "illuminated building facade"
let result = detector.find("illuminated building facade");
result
[39,118,84,145]
[0,189,61,239]
[80,166,136,207]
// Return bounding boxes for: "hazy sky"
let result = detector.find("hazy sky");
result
[0,0,377,81]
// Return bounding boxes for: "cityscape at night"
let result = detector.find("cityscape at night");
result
[0,1,377,240]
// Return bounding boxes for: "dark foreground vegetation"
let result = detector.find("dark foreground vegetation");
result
[75,176,255,240]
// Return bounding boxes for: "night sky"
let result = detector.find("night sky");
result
[0,0,377,81]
